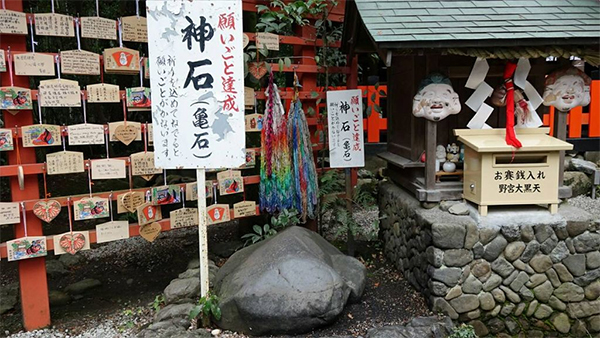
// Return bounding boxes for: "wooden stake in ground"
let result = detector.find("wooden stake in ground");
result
[196,168,208,297]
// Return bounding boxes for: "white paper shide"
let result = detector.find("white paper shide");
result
[147,1,245,169]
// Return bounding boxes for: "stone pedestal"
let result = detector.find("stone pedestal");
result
[379,181,600,337]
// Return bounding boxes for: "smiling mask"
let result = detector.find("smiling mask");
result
[543,67,591,112]
[413,73,461,121]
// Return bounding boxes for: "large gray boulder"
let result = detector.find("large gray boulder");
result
[214,226,367,335]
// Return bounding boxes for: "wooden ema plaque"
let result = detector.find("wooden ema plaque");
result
[38,79,81,107]
[14,53,55,76]
[121,16,147,43]
[60,50,101,75]
[0,49,5,72]
[108,121,141,142]
[46,151,85,175]
[34,13,75,37]
[67,123,105,145]
[0,86,32,111]
[87,83,120,103]
[0,128,14,151]
[103,47,140,74]
[126,87,151,111]
[0,9,27,35]
[21,124,62,148]
[80,16,117,40]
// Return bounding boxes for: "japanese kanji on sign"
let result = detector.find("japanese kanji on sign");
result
[327,89,365,168]
[147,0,245,169]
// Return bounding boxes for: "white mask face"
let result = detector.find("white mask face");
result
[543,74,591,112]
[412,83,461,121]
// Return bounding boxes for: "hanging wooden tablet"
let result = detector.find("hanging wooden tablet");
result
[0,10,28,35]
[21,124,61,147]
[0,86,32,111]
[33,200,61,223]
[96,220,129,243]
[147,124,153,145]
[170,208,199,229]
[7,237,47,261]
[118,191,144,213]
[0,49,6,72]
[108,121,141,142]
[87,83,120,103]
[38,79,81,107]
[207,204,230,225]
[103,47,140,74]
[248,62,267,81]
[144,57,150,79]
[67,123,105,145]
[137,202,162,226]
[0,202,20,225]
[185,182,198,201]
[233,201,257,218]
[126,87,151,111]
[73,197,110,221]
[217,170,244,196]
[139,222,161,242]
[13,53,55,76]
[256,32,280,51]
[130,151,162,177]
[243,149,256,169]
[91,159,126,179]
[60,50,100,75]
[245,113,263,132]
[151,185,181,205]
[244,87,254,108]
[80,16,117,40]
[54,231,90,255]
[121,16,147,43]
[46,151,85,175]
[34,13,75,37]
[0,128,14,151]
[243,34,249,48]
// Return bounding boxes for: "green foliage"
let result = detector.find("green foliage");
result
[151,294,165,313]
[256,0,333,35]
[241,224,277,246]
[241,209,300,246]
[189,292,222,328]
[448,324,478,338]
[318,170,379,242]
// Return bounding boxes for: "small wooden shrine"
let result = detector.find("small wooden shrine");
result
[343,0,599,203]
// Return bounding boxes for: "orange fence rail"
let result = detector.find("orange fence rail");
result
[542,79,600,139]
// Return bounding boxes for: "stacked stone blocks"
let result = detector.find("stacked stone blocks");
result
[379,182,600,337]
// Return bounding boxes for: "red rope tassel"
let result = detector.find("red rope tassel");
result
[503,62,522,149]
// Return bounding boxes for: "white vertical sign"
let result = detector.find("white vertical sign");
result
[327,89,365,168]
[147,0,245,169]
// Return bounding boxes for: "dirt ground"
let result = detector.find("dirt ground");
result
[0,222,430,338]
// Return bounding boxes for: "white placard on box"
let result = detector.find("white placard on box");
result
[147,0,245,169]
[326,89,365,168]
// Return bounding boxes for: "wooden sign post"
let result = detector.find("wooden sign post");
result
[147,0,245,297]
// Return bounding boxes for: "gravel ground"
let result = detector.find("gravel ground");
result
[568,195,600,218]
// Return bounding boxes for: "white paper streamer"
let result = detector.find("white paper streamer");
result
[514,58,531,90]
[466,82,493,112]
[467,103,494,130]
[29,16,38,53]
[465,58,489,90]
[524,81,543,110]
[117,18,123,48]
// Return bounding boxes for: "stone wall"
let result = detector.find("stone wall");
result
[379,181,600,337]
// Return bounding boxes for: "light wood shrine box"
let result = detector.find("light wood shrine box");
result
[454,128,573,216]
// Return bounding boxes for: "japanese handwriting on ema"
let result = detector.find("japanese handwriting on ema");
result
[155,55,179,160]
[494,169,546,194]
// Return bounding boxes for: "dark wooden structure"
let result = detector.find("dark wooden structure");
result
[343,0,599,202]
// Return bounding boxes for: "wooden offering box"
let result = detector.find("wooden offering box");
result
[454,128,572,216]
